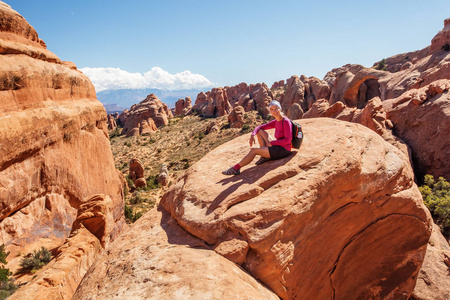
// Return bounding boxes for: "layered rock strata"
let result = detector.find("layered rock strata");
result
[0,1,124,298]
[161,118,432,300]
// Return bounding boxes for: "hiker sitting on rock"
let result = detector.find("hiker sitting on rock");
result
[222,100,292,175]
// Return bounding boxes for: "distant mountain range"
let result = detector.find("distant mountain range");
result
[97,88,206,113]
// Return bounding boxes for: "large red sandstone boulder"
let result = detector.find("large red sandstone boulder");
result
[161,118,432,300]
[0,2,124,298]
[72,208,279,300]
[129,158,145,181]
[121,93,172,137]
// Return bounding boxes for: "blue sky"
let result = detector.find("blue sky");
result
[5,0,450,91]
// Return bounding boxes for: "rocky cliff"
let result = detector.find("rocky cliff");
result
[0,2,124,299]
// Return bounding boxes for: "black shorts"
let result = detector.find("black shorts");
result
[269,145,292,160]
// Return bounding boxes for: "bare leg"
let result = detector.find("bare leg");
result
[237,147,270,168]
[256,129,272,147]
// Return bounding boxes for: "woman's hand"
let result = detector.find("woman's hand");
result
[249,135,256,147]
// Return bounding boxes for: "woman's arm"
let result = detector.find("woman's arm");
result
[251,119,276,136]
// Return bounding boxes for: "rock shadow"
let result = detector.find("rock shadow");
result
[208,152,298,214]
[158,206,210,249]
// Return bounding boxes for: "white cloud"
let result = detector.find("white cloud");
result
[79,66,215,92]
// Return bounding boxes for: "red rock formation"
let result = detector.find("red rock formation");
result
[412,224,450,300]
[372,47,430,73]
[121,94,172,137]
[118,109,129,125]
[193,87,231,117]
[383,80,450,180]
[0,2,124,298]
[129,158,145,182]
[271,80,285,90]
[249,83,273,115]
[134,178,146,189]
[9,194,117,300]
[206,120,220,133]
[286,103,303,120]
[228,105,245,128]
[161,118,432,300]
[174,96,192,116]
[226,82,250,107]
[72,208,279,300]
[280,75,305,112]
[305,20,450,183]
[430,18,450,55]
[107,112,119,131]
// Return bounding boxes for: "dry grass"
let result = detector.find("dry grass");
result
[109,112,265,221]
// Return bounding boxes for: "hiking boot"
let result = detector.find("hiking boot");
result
[255,157,269,165]
[222,166,240,175]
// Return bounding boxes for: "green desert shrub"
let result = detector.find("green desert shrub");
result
[240,123,251,134]
[0,246,16,298]
[125,175,135,190]
[0,246,7,265]
[375,58,387,71]
[19,247,52,273]
[129,192,145,204]
[109,127,122,139]
[124,205,143,223]
[419,175,450,237]
[145,174,160,190]
[0,274,16,300]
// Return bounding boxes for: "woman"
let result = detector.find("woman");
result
[222,100,292,175]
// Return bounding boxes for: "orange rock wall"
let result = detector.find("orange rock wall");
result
[0,1,124,298]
